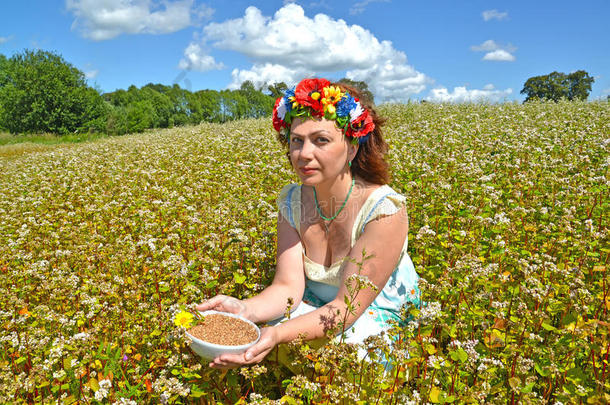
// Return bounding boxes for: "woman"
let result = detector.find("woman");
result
[197,78,420,369]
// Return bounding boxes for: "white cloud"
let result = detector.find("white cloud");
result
[482,49,515,62]
[482,9,508,21]
[350,0,391,15]
[471,40,498,52]
[426,84,513,103]
[229,63,302,88]
[0,36,12,44]
[471,39,516,62]
[85,69,99,79]
[66,0,213,41]
[178,42,224,71]
[180,4,429,102]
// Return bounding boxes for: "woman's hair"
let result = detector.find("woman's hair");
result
[276,80,390,185]
[335,82,389,185]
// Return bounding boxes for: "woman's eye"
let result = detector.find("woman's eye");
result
[317,137,329,143]
[290,137,303,144]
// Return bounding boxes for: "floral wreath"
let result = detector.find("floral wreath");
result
[272,78,375,144]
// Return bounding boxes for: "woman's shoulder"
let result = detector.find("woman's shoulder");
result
[357,180,405,208]
[276,183,302,229]
[354,182,407,237]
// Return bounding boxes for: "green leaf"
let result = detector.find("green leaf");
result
[449,350,459,362]
[456,347,468,363]
[429,387,442,403]
[449,323,457,338]
[280,395,300,405]
[521,382,535,393]
[508,377,521,390]
[233,272,246,284]
[190,384,206,398]
[37,380,50,389]
[89,378,99,392]
[535,362,551,377]
[566,366,585,384]
[541,322,556,331]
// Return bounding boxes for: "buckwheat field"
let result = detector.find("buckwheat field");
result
[1,100,608,404]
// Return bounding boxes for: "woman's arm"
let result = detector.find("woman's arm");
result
[209,206,408,369]
[197,212,306,324]
[274,206,408,343]
[240,212,306,323]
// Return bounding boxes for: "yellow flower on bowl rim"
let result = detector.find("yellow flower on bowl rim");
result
[174,310,195,328]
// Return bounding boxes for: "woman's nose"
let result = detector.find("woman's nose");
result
[299,139,315,160]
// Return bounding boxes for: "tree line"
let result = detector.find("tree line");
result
[0,50,277,135]
[101,80,275,135]
[520,70,595,103]
[0,49,598,136]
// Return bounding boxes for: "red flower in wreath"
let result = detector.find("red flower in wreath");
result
[272,97,287,132]
[295,78,331,115]
[347,109,374,138]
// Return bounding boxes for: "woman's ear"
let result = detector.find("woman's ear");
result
[348,142,359,163]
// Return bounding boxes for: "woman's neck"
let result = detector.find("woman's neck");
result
[313,171,355,218]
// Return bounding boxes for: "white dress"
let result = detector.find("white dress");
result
[273,183,421,346]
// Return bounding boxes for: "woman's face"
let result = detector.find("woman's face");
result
[288,117,357,186]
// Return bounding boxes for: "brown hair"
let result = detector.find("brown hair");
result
[275,81,390,185]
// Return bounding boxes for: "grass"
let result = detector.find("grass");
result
[0,132,110,158]
[0,101,608,404]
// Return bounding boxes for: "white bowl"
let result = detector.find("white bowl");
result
[186,310,261,360]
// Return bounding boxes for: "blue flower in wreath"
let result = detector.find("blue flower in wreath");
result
[283,87,296,113]
[336,94,357,118]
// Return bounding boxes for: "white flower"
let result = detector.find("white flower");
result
[95,388,108,401]
[99,379,112,390]
[113,398,138,405]
[349,102,364,122]
[276,97,288,120]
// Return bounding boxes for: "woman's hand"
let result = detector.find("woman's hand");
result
[208,326,280,369]
[195,295,249,319]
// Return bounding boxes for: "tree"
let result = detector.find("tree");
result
[566,70,595,101]
[520,70,594,102]
[0,54,7,130]
[126,100,157,133]
[267,82,288,99]
[238,81,275,118]
[338,78,375,105]
[195,89,222,122]
[0,54,8,85]
[0,49,106,134]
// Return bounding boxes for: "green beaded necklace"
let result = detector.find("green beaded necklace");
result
[313,177,355,233]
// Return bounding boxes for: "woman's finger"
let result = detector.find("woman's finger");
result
[209,353,247,369]
[195,295,227,311]
[209,338,275,369]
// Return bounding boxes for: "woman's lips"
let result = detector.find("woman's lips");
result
[300,167,317,175]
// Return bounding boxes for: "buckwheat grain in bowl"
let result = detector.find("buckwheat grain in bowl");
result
[185,310,260,360]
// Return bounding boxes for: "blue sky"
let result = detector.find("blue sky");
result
[1,0,608,102]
